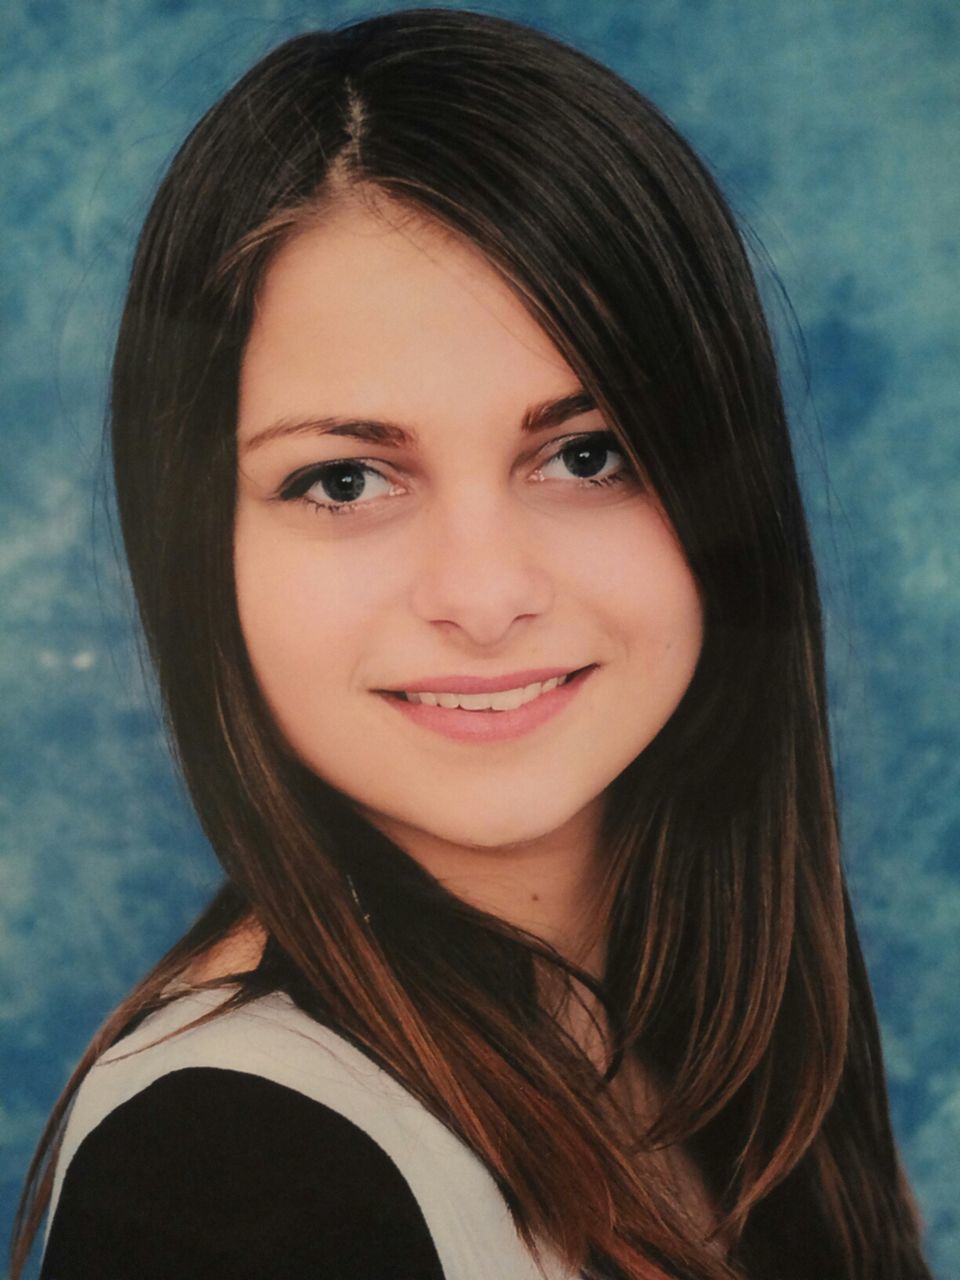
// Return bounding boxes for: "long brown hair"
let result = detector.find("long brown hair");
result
[14,10,930,1278]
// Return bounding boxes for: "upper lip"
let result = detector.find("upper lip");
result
[381,666,588,695]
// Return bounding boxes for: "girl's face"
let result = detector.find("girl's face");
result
[234,201,703,856]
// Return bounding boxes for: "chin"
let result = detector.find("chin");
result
[439,818,559,852]
[373,793,597,857]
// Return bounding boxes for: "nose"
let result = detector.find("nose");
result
[409,495,553,647]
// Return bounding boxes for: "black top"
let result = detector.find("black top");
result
[41,1066,446,1280]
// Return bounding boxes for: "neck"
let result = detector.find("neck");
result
[365,797,610,976]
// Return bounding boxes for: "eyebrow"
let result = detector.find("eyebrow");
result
[241,389,598,453]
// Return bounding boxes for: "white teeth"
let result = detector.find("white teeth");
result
[458,692,498,710]
[401,672,576,711]
[489,686,526,711]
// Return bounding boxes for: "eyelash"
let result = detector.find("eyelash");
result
[277,431,632,517]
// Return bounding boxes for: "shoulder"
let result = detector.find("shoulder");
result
[42,1065,445,1279]
[43,990,574,1280]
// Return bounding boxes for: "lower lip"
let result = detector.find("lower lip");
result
[377,667,596,744]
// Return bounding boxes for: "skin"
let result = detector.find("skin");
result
[232,195,704,971]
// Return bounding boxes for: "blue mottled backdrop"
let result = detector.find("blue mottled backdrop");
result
[2,1,957,1274]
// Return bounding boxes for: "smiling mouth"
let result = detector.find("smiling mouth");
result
[383,667,592,712]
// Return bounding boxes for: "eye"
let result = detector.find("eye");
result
[535,432,628,488]
[279,460,398,514]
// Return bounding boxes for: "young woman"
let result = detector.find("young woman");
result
[13,8,932,1279]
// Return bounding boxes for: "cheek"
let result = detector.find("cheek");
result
[559,504,703,663]
[578,524,703,776]
[233,513,385,714]
[623,553,703,688]
[630,553,704,659]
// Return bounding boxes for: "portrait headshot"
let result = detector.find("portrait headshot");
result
[2,3,957,1278]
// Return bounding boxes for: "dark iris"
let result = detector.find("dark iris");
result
[562,439,610,479]
[320,463,366,503]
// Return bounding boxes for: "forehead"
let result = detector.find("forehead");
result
[237,202,580,442]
